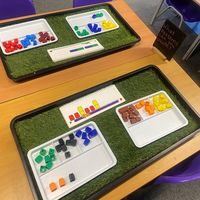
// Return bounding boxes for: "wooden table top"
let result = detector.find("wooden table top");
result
[0,1,199,200]
[193,0,200,6]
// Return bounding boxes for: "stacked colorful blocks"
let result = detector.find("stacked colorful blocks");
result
[2,39,22,53]
[118,104,142,124]
[92,12,103,19]
[75,126,98,146]
[49,173,76,192]
[38,31,55,43]
[102,20,117,30]
[73,25,89,37]
[2,31,56,54]
[34,147,56,173]
[87,23,102,33]
[135,100,155,116]
[21,34,37,48]
[153,93,173,111]
[55,134,77,160]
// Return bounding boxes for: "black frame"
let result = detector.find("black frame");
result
[0,3,141,82]
[10,65,200,200]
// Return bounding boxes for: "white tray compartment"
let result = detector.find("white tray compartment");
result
[129,108,188,147]
[41,144,114,200]
[0,19,58,55]
[53,138,82,163]
[31,143,61,177]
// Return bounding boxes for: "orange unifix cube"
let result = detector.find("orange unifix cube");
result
[59,178,66,187]
[135,103,142,109]
[145,104,155,115]
[139,100,145,106]
[135,100,146,109]
[145,105,151,112]
[150,104,155,111]
[49,182,57,192]
[148,109,155,115]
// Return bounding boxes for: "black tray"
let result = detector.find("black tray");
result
[0,3,140,82]
[10,65,200,200]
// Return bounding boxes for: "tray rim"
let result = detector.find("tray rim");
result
[10,65,200,200]
[0,3,141,82]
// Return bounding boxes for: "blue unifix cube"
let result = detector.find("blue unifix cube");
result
[21,40,28,48]
[30,34,36,40]
[93,23,98,30]
[26,35,31,40]
[33,40,37,46]
[88,129,98,138]
[97,27,102,32]
[87,23,93,31]
[75,130,82,138]
[81,132,87,140]
[85,126,92,133]
[92,14,97,19]
[83,138,90,146]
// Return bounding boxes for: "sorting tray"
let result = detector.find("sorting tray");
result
[0,4,140,82]
[0,19,58,55]
[10,66,200,200]
[116,91,188,147]
[27,121,117,200]
[66,9,119,38]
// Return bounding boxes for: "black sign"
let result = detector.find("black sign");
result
[153,20,186,60]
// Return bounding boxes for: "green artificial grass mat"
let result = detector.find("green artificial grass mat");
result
[14,68,200,200]
[4,5,138,79]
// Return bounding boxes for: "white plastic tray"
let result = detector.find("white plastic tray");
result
[116,91,188,148]
[27,121,117,200]
[66,9,119,38]
[0,19,58,55]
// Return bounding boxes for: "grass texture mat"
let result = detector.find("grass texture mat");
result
[4,5,138,80]
[13,67,200,200]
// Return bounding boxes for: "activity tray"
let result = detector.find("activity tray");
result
[11,65,200,200]
[28,121,116,200]
[0,4,140,82]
